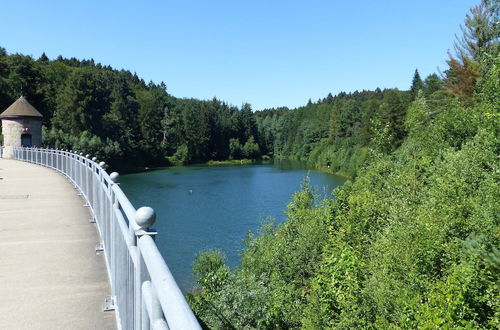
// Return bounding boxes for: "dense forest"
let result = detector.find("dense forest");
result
[0,38,460,180]
[188,1,500,328]
[0,40,458,179]
[0,51,261,170]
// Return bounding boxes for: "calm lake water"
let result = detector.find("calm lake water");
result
[120,160,345,292]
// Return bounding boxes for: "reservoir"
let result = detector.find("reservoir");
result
[120,160,345,292]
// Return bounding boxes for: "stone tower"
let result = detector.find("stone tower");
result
[0,96,43,158]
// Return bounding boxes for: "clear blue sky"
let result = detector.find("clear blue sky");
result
[1,0,477,110]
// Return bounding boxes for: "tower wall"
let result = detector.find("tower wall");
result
[1,118,42,158]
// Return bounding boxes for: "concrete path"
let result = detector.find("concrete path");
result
[0,159,115,330]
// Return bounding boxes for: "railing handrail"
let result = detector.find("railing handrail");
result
[5,146,201,330]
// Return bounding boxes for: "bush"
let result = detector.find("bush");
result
[229,138,242,160]
[242,136,260,159]
[171,144,189,164]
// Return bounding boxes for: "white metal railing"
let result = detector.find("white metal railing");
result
[6,147,201,330]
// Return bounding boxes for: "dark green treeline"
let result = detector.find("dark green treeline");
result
[0,51,261,170]
[254,79,443,178]
[1,47,438,176]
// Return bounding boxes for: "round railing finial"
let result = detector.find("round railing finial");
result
[135,207,156,229]
[92,157,97,162]
[110,172,119,183]
[85,154,90,158]
[99,161,106,168]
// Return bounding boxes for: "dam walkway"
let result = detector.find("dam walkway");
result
[0,148,200,330]
[0,158,115,329]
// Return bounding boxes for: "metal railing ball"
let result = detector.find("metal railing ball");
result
[135,207,156,230]
[110,172,120,183]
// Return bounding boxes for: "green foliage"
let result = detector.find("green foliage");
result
[445,0,499,105]
[170,144,189,165]
[303,100,498,328]
[478,54,500,111]
[193,250,230,292]
[423,73,444,97]
[190,41,499,330]
[42,127,123,167]
[378,88,410,148]
[229,138,242,160]
[411,69,424,100]
[242,136,260,159]
[415,235,500,328]
[53,67,111,135]
[370,115,394,154]
[254,88,412,178]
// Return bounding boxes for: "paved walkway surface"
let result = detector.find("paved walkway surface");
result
[0,159,115,330]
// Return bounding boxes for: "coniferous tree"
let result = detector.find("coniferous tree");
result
[38,52,49,63]
[454,0,499,61]
[445,0,499,104]
[239,103,258,143]
[410,69,424,100]
[378,89,407,148]
[137,84,167,160]
[54,68,111,135]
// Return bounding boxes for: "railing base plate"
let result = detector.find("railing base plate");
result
[95,242,104,252]
[103,296,116,312]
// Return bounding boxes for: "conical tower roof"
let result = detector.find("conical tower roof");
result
[0,96,43,119]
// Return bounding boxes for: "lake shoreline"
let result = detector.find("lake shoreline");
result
[273,156,353,181]
[121,157,352,180]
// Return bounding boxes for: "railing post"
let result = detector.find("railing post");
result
[109,172,120,293]
[141,281,152,330]
[98,162,106,225]
[134,207,156,330]
[92,157,98,216]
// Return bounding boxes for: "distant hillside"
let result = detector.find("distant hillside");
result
[0,50,262,170]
